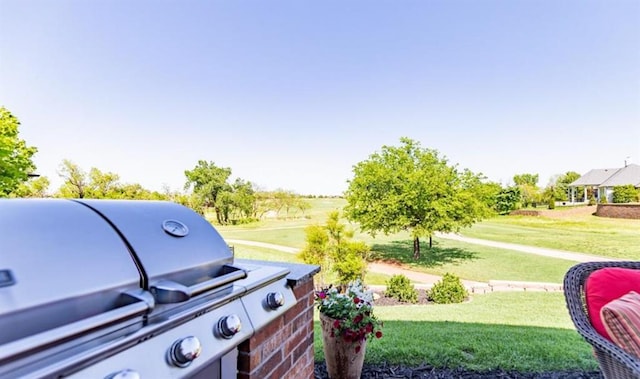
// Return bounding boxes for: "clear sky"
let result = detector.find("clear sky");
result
[1,0,639,196]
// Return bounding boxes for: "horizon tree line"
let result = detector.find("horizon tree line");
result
[2,106,638,231]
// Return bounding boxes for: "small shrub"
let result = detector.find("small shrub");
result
[588,196,596,206]
[428,273,468,304]
[547,198,555,209]
[385,274,418,303]
[332,241,369,285]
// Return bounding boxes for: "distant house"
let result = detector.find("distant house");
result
[568,163,640,203]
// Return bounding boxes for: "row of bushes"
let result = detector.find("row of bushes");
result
[385,273,468,304]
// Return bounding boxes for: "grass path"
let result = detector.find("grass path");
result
[436,232,618,262]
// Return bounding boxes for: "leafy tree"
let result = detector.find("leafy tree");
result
[172,192,206,214]
[184,160,232,223]
[545,171,582,202]
[57,160,89,198]
[87,167,120,198]
[115,183,167,200]
[494,186,521,214]
[513,173,540,207]
[252,191,275,219]
[295,198,312,218]
[557,171,581,201]
[56,160,168,201]
[513,173,539,186]
[472,181,502,211]
[0,107,37,197]
[216,179,256,224]
[228,178,256,221]
[612,185,639,203]
[9,176,50,198]
[344,137,492,260]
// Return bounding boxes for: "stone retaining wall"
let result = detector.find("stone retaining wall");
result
[596,203,640,220]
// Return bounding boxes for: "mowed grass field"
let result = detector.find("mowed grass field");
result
[460,207,640,259]
[219,198,638,284]
[216,198,638,371]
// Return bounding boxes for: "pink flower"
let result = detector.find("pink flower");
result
[355,345,361,354]
[353,297,361,304]
[354,314,363,324]
[375,331,383,339]
[317,291,326,299]
[333,320,341,328]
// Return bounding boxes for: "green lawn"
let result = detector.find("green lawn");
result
[217,199,609,373]
[224,228,576,283]
[369,238,575,283]
[461,212,640,259]
[314,292,598,372]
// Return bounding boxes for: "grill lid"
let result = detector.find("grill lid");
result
[75,199,237,292]
[0,198,145,348]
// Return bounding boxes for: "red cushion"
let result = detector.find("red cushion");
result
[585,268,640,340]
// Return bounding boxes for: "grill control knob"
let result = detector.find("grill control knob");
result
[106,369,141,379]
[168,336,202,367]
[217,314,242,339]
[266,292,285,310]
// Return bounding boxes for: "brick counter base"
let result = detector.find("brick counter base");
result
[238,278,315,379]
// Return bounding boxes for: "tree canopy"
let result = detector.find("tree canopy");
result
[0,107,37,197]
[56,160,166,200]
[344,137,493,259]
[9,176,50,198]
[513,173,540,207]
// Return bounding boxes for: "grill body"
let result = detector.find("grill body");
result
[0,199,296,379]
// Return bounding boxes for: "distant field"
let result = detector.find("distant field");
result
[219,199,639,282]
[460,209,640,259]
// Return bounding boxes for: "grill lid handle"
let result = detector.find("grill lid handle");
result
[150,264,247,304]
[0,290,153,363]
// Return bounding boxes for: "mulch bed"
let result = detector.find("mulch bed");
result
[373,289,431,306]
[315,292,603,379]
[314,362,603,378]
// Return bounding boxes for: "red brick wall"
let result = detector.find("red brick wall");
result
[596,204,640,220]
[237,278,315,379]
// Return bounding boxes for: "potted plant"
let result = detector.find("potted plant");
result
[315,280,383,379]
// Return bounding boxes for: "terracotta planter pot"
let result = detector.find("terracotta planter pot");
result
[319,312,366,379]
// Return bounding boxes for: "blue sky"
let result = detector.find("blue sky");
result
[1,0,639,196]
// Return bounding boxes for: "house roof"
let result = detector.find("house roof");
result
[569,168,621,186]
[601,163,640,186]
[569,163,640,187]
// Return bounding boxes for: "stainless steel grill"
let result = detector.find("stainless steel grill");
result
[0,199,297,379]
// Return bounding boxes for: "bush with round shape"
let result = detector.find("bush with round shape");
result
[385,274,418,303]
[428,273,468,304]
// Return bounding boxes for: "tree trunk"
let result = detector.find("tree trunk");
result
[429,236,433,249]
[413,237,421,260]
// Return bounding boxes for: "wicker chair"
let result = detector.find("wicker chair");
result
[564,261,640,379]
